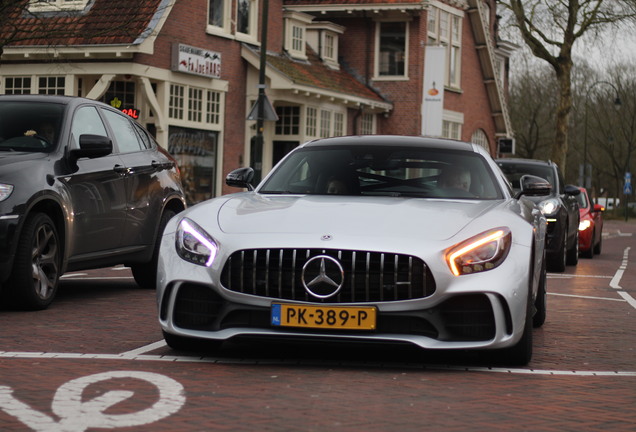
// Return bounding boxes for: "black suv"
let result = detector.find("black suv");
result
[0,95,186,309]
[496,158,580,272]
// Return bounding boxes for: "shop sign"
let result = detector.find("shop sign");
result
[172,43,221,79]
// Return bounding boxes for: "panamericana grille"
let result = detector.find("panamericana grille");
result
[220,248,436,303]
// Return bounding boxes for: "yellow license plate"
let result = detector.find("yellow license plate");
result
[271,303,376,330]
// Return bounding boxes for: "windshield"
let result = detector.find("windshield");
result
[497,162,555,192]
[259,145,503,199]
[575,190,589,208]
[0,101,65,152]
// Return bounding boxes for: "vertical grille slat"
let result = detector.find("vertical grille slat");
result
[220,248,435,303]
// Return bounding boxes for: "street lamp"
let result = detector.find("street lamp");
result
[582,80,621,190]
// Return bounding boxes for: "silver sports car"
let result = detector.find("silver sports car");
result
[157,135,549,365]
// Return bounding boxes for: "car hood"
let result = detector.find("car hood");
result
[214,194,503,241]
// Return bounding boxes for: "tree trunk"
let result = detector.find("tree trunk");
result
[552,61,573,174]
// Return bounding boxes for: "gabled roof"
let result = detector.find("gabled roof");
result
[1,0,171,51]
[242,44,392,112]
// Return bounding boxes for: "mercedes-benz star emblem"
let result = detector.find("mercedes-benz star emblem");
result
[302,255,344,299]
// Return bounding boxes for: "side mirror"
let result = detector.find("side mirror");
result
[517,174,552,198]
[69,134,113,161]
[226,167,255,191]
[564,184,581,196]
[593,203,605,212]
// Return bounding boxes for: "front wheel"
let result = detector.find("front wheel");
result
[131,209,176,289]
[566,228,579,265]
[6,213,61,310]
[548,228,567,272]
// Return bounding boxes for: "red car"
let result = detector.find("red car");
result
[577,187,604,258]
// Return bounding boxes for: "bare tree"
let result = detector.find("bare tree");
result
[508,61,557,159]
[499,0,636,174]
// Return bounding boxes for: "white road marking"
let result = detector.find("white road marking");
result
[548,274,612,279]
[608,247,636,311]
[548,292,627,302]
[0,371,185,431]
[120,341,167,357]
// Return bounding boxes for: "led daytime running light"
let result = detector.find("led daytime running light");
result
[447,229,510,276]
[178,219,217,267]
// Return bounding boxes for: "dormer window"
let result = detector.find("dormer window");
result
[307,21,344,69]
[29,0,90,12]
[284,11,314,60]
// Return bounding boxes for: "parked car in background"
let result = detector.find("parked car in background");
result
[496,158,580,272]
[0,95,186,310]
[577,187,604,258]
[157,135,549,366]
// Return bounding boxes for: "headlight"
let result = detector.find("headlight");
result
[0,184,13,202]
[579,219,592,231]
[446,228,512,276]
[538,198,560,216]
[175,218,218,267]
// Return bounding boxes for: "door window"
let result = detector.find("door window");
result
[101,109,144,153]
[70,106,108,149]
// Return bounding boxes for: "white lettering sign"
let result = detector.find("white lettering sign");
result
[172,43,222,78]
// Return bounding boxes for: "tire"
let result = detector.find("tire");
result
[6,213,61,310]
[594,230,603,255]
[163,331,222,353]
[566,229,579,266]
[582,229,594,259]
[500,281,534,366]
[548,228,567,272]
[131,209,176,289]
[533,255,547,328]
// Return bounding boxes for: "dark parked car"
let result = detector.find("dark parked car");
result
[0,95,186,310]
[496,158,580,272]
[577,187,604,258]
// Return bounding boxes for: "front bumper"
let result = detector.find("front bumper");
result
[157,235,533,351]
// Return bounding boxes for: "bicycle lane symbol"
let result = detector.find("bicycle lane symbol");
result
[0,370,185,431]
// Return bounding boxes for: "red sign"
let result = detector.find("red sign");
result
[121,108,140,119]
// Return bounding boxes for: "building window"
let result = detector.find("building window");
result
[169,85,185,120]
[324,33,335,60]
[208,0,225,27]
[236,0,258,39]
[333,112,344,136]
[292,25,304,52]
[275,106,300,135]
[38,76,65,95]
[284,12,313,60]
[306,107,317,137]
[442,120,462,140]
[206,91,221,125]
[471,129,490,152]
[4,77,32,94]
[428,5,463,88]
[360,113,375,135]
[377,21,407,77]
[319,110,332,138]
[101,81,136,111]
[188,88,203,122]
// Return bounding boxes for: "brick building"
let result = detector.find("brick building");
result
[0,0,513,203]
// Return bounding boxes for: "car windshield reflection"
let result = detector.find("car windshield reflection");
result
[259,145,503,200]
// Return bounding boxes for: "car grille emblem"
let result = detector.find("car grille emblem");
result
[321,234,332,241]
[302,255,344,299]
